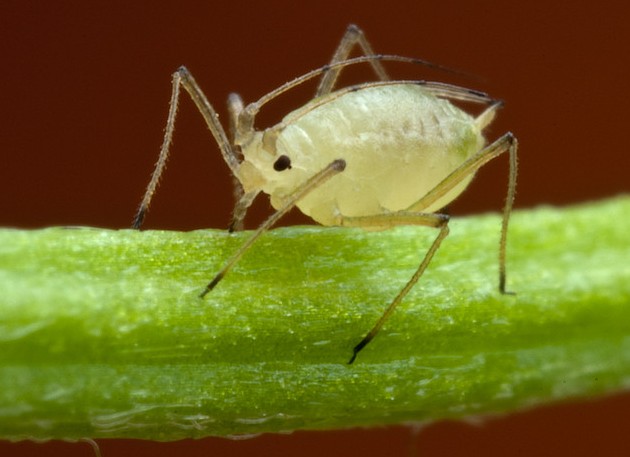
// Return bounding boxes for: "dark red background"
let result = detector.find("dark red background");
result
[1,1,629,456]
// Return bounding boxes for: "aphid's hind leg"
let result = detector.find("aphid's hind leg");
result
[200,159,347,297]
[341,212,451,364]
[345,131,516,364]
[409,132,518,294]
[316,24,389,96]
[133,67,240,229]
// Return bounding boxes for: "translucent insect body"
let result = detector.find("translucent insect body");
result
[134,25,518,364]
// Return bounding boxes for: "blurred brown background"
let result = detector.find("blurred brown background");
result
[1,1,629,456]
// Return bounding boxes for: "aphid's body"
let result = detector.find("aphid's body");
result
[239,84,484,225]
[134,25,518,364]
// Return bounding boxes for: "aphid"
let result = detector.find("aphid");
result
[133,24,518,364]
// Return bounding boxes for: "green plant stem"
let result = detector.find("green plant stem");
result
[1,197,629,441]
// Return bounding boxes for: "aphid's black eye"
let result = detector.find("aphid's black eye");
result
[273,155,292,171]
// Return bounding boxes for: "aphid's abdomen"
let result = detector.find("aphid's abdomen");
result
[274,84,485,226]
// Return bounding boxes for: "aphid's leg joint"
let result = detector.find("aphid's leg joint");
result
[316,23,389,96]
[133,65,238,229]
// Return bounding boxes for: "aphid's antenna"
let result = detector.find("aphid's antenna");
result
[316,23,479,96]
[200,159,347,297]
[274,80,496,135]
[243,55,480,123]
[498,133,518,295]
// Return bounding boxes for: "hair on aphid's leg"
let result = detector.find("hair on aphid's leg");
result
[225,92,259,232]
[132,67,239,229]
[228,175,246,232]
[316,24,389,96]
[498,134,518,294]
[200,158,347,298]
[341,211,451,364]
[408,131,518,294]
[132,70,182,229]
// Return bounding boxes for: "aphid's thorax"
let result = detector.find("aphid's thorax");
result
[238,84,487,227]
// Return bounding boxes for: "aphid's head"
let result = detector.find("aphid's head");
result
[236,128,309,208]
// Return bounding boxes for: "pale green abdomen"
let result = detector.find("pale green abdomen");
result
[269,84,485,225]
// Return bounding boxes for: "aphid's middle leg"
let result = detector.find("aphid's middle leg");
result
[316,24,389,96]
[132,67,239,229]
[341,211,451,364]
[200,159,347,297]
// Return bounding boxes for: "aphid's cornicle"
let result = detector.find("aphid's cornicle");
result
[133,24,518,364]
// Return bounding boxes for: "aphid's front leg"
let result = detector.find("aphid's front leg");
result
[410,131,518,294]
[316,24,389,96]
[200,159,347,297]
[133,67,239,229]
[341,211,451,364]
